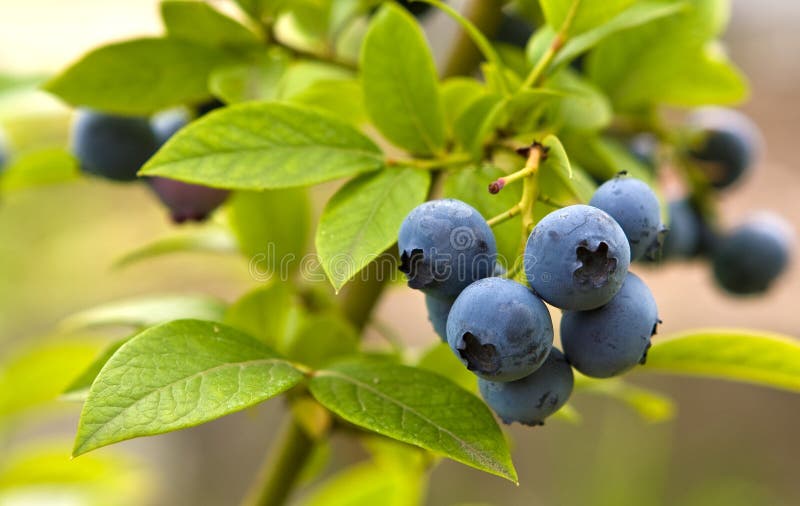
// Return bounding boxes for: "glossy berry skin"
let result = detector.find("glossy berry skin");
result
[687,107,760,189]
[425,294,454,342]
[479,348,573,426]
[561,272,659,378]
[446,277,553,382]
[524,205,630,311]
[398,199,497,298]
[590,175,663,261]
[71,109,158,182]
[712,214,792,295]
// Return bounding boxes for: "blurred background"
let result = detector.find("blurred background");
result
[1,1,799,505]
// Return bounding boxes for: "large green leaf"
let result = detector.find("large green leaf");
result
[316,167,430,291]
[302,459,425,506]
[44,38,234,115]
[73,319,305,456]
[140,102,384,189]
[161,1,261,49]
[587,0,745,110]
[360,4,445,156]
[288,79,366,125]
[209,54,288,103]
[644,330,800,392]
[309,360,517,482]
[112,227,238,269]
[553,1,687,67]
[59,294,227,331]
[226,188,310,274]
[440,77,487,135]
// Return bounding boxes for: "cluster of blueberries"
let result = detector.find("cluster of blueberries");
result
[70,105,228,223]
[398,173,663,426]
[644,108,792,295]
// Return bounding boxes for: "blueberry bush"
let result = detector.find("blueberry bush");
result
[1,0,799,504]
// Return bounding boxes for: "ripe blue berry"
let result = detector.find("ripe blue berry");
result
[524,204,630,310]
[712,214,792,295]
[71,109,158,182]
[478,348,573,426]
[590,174,663,261]
[398,199,497,298]
[446,277,553,382]
[561,272,659,378]
[425,294,454,342]
[686,107,760,189]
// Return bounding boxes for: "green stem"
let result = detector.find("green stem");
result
[242,420,315,506]
[519,0,581,90]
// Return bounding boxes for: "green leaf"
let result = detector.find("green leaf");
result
[0,339,101,418]
[227,188,310,272]
[140,102,384,189]
[360,4,445,156]
[285,313,359,369]
[278,60,353,98]
[44,38,234,115]
[563,134,653,183]
[544,69,612,132]
[587,0,746,110]
[443,165,521,266]
[112,227,238,269]
[161,0,261,49]
[452,94,504,157]
[63,339,129,402]
[416,342,477,394]
[309,360,517,482]
[0,441,150,506]
[209,55,288,103]
[553,1,687,67]
[302,460,425,506]
[541,0,637,36]
[0,147,79,192]
[316,167,430,291]
[224,282,298,351]
[59,294,227,331]
[440,77,487,135]
[288,79,367,125]
[234,0,287,20]
[644,330,800,392]
[540,134,574,192]
[73,319,305,456]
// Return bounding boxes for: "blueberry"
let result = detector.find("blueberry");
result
[425,294,454,342]
[686,108,761,189]
[712,213,792,295]
[147,178,229,223]
[478,348,573,426]
[398,199,497,298]
[71,109,159,182]
[589,174,663,261]
[658,198,718,260]
[151,109,190,145]
[446,277,553,382]
[524,204,630,310]
[561,272,659,378]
